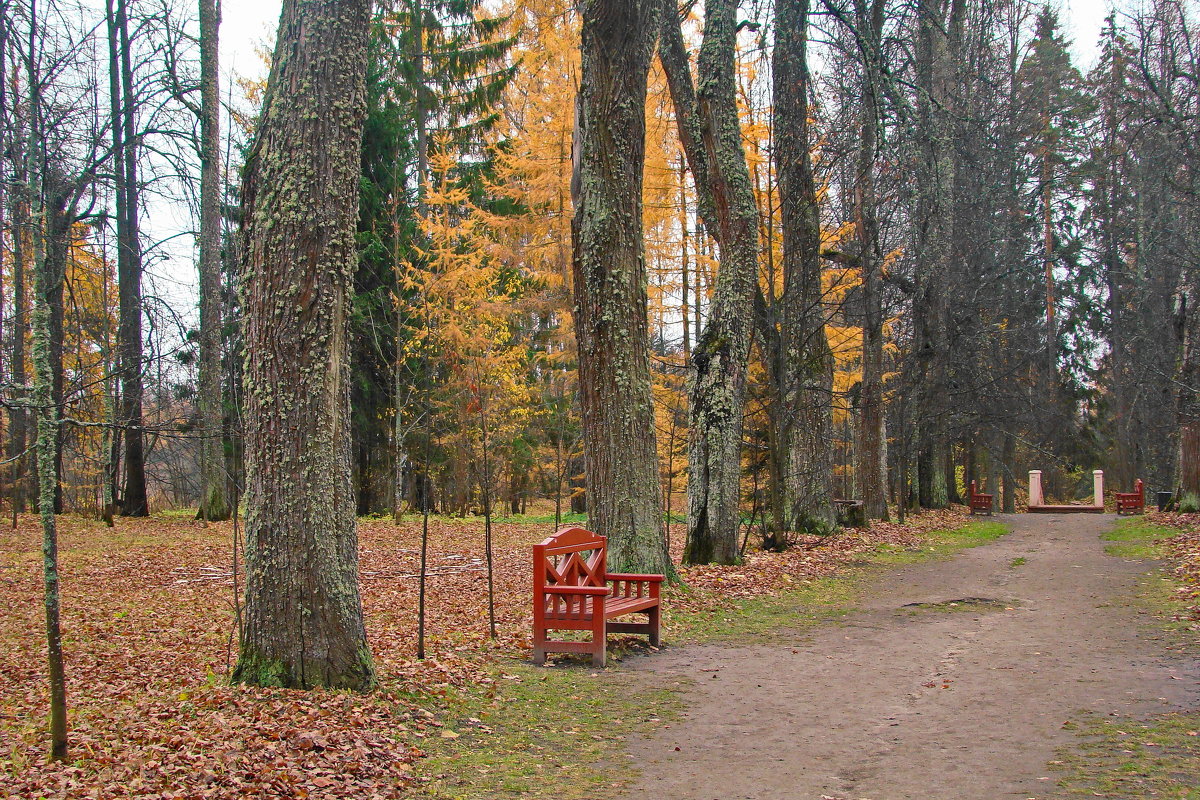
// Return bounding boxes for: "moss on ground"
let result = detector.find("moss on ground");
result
[1101,517,1172,559]
[413,663,678,799]
[1050,516,1200,797]
[1052,712,1200,798]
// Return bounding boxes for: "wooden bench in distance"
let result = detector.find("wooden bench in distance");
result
[968,480,994,515]
[532,526,662,667]
[1115,479,1145,515]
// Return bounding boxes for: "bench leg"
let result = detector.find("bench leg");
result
[592,615,607,667]
[648,605,661,648]
[532,624,547,665]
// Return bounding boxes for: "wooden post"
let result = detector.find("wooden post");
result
[1029,470,1043,507]
[1093,470,1104,508]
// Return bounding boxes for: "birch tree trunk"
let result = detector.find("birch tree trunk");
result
[571,0,671,574]
[197,0,228,521]
[774,0,836,535]
[233,0,376,691]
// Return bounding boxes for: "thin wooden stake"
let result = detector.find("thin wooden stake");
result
[418,430,431,660]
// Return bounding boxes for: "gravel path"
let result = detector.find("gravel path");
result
[623,513,1200,800]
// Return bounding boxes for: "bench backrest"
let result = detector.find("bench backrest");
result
[533,526,607,595]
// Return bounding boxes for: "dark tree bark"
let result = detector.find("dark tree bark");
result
[42,195,69,514]
[850,0,890,522]
[106,0,148,516]
[197,0,229,521]
[233,0,376,691]
[912,0,964,510]
[1179,285,1200,499]
[571,0,672,574]
[774,0,837,536]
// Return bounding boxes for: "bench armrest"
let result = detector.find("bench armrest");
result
[543,585,610,596]
[606,573,665,583]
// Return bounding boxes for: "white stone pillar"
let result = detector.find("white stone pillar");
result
[1029,470,1043,507]
[1093,470,1104,507]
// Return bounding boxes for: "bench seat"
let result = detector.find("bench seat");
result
[532,527,663,667]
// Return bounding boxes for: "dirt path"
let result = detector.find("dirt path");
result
[623,513,1200,800]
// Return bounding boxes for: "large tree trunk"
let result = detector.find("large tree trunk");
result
[850,0,889,522]
[659,0,758,562]
[106,0,148,516]
[197,0,229,521]
[233,0,376,691]
[912,0,963,510]
[1178,282,1200,499]
[774,0,836,536]
[571,0,671,574]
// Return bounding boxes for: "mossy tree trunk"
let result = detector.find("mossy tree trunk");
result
[5,106,31,515]
[571,0,673,575]
[196,0,229,522]
[233,0,376,691]
[774,0,836,536]
[659,0,758,564]
[24,15,68,756]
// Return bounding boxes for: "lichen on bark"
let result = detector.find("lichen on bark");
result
[234,0,376,692]
[571,0,674,576]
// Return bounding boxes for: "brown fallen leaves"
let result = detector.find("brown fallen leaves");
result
[1145,511,1200,627]
[0,507,963,798]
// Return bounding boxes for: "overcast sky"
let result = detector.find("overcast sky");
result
[219,0,1117,87]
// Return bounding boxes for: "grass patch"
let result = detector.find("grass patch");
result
[492,511,590,526]
[1051,516,1200,796]
[1010,556,1028,568]
[154,507,200,519]
[666,520,1009,645]
[665,575,858,643]
[872,520,1008,566]
[1102,517,1173,559]
[415,663,678,799]
[1052,712,1200,798]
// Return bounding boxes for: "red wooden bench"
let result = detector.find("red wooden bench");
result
[532,527,662,667]
[1115,479,1144,515]
[968,480,993,515]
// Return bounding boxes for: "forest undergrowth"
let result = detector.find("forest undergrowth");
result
[0,508,1032,798]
